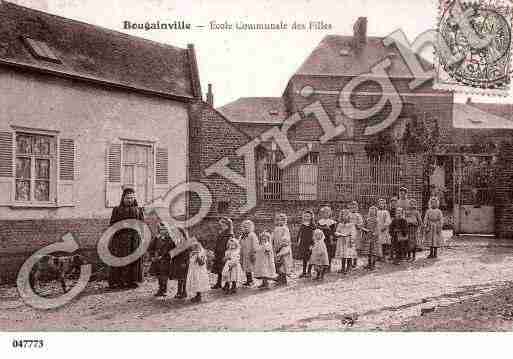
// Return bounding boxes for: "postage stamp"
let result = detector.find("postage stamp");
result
[435,0,513,96]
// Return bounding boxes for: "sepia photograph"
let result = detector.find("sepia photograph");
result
[1,0,513,354]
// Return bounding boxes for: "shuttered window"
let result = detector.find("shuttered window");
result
[59,139,75,180]
[0,132,13,177]
[107,143,122,182]
[155,147,168,185]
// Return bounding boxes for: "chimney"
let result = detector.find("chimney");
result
[353,17,367,49]
[206,83,214,106]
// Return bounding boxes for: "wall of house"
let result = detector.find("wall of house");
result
[0,68,189,282]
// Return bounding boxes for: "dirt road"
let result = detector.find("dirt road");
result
[1,242,513,331]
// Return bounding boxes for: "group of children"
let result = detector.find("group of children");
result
[149,187,445,303]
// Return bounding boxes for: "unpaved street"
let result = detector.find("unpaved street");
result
[2,241,513,331]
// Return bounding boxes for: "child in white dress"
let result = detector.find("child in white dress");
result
[335,209,357,274]
[186,242,210,303]
[222,238,244,294]
[377,198,392,260]
[349,201,364,267]
[254,231,277,289]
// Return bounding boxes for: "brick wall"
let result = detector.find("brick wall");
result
[188,102,251,221]
[0,218,110,284]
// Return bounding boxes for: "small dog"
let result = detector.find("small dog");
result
[29,254,88,293]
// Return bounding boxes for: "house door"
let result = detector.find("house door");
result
[453,155,495,235]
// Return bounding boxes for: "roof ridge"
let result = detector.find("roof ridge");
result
[2,1,188,52]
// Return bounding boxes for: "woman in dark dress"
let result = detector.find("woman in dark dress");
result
[211,217,234,289]
[108,188,145,289]
[297,210,316,278]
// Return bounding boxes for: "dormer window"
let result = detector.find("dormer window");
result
[23,37,61,63]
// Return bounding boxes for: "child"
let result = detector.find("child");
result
[361,206,379,270]
[222,238,244,294]
[211,217,234,289]
[148,222,174,297]
[334,209,357,274]
[186,242,210,303]
[168,226,190,299]
[388,197,399,261]
[424,197,444,259]
[297,210,316,278]
[405,199,423,261]
[317,206,337,272]
[348,201,364,267]
[377,199,392,260]
[309,229,329,280]
[389,197,398,219]
[254,231,277,289]
[240,219,259,286]
[390,207,409,264]
[272,213,293,286]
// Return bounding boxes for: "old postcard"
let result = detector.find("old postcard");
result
[2,0,513,352]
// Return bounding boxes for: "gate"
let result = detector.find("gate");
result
[453,155,495,234]
[335,153,401,208]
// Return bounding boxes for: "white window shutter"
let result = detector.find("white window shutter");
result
[0,131,14,205]
[58,138,75,206]
[152,146,169,208]
[155,147,168,185]
[106,141,122,208]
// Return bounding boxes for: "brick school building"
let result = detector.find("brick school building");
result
[195,17,513,243]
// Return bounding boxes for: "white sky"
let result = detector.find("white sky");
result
[10,0,513,106]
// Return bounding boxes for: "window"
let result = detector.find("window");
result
[298,152,319,200]
[335,151,400,206]
[300,152,319,165]
[257,147,320,201]
[23,37,61,63]
[122,143,153,205]
[15,133,56,202]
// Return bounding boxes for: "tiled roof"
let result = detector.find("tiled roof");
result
[0,1,196,99]
[217,97,286,124]
[296,35,433,78]
[453,102,513,129]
